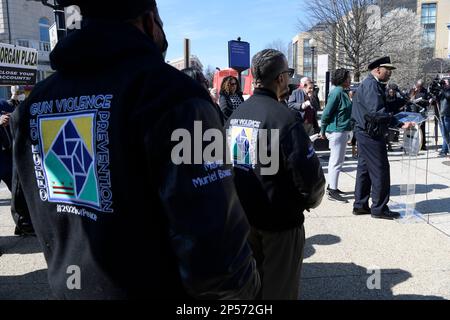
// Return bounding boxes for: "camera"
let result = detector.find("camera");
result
[428,77,445,99]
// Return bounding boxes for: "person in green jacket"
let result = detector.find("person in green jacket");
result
[319,69,352,203]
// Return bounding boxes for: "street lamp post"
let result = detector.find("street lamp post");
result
[309,38,316,83]
[37,0,67,40]
[447,24,450,59]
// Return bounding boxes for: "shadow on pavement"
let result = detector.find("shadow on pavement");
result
[0,269,52,300]
[300,262,445,300]
[301,235,445,300]
[390,184,448,197]
[300,263,445,300]
[0,235,43,255]
[304,234,341,260]
[415,198,450,215]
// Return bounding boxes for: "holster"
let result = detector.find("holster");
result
[364,114,391,138]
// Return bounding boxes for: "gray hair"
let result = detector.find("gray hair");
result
[300,77,311,86]
[251,49,287,87]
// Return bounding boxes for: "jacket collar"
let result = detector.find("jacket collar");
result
[253,88,278,101]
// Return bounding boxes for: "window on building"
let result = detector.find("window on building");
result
[17,40,30,47]
[303,39,311,49]
[293,41,299,72]
[421,3,436,48]
[39,17,51,43]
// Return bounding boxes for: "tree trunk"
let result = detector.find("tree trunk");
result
[354,69,361,82]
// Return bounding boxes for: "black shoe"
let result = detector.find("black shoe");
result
[327,189,349,203]
[353,207,371,215]
[14,224,36,237]
[327,185,345,194]
[371,210,401,220]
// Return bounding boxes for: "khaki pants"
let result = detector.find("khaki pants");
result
[248,225,306,300]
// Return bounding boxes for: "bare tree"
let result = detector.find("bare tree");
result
[204,65,216,88]
[380,8,423,89]
[298,0,422,82]
[265,39,289,56]
[421,58,450,83]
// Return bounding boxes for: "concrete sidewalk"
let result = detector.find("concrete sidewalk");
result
[1,128,450,300]
[300,131,450,300]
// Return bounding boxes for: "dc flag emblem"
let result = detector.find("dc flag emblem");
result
[38,111,100,209]
[229,126,258,168]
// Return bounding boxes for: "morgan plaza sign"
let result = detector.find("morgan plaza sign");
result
[0,42,38,86]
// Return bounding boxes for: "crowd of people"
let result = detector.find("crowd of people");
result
[1,0,450,301]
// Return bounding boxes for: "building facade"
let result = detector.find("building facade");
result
[168,55,204,72]
[417,0,450,59]
[0,0,54,98]
[291,0,450,87]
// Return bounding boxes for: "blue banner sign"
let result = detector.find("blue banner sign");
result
[228,40,250,70]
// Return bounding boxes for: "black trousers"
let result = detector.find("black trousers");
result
[0,150,12,190]
[354,131,390,215]
[420,122,426,149]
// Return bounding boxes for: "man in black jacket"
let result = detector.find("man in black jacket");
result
[11,0,259,299]
[226,49,325,299]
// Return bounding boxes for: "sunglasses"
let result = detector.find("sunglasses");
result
[229,82,237,86]
[276,69,294,80]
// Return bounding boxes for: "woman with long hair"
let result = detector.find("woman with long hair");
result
[219,76,244,121]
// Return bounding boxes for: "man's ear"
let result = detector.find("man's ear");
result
[275,73,283,85]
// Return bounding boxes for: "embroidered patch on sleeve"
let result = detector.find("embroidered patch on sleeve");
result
[228,126,259,169]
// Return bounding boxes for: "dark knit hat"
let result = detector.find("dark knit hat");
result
[56,0,157,20]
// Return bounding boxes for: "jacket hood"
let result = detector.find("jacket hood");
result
[50,19,163,72]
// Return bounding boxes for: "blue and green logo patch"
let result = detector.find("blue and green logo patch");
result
[38,111,100,209]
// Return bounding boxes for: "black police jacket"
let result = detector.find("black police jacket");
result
[225,88,325,232]
[352,74,400,134]
[11,19,259,300]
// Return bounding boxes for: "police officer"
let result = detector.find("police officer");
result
[352,57,414,220]
[11,0,259,299]
[226,49,325,299]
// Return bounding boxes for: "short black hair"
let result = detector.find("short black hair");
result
[332,68,350,86]
[251,49,286,87]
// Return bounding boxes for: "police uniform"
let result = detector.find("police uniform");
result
[11,0,259,299]
[351,57,402,219]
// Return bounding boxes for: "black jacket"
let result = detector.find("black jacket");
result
[352,74,400,134]
[225,88,325,232]
[11,19,259,300]
[219,93,244,121]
